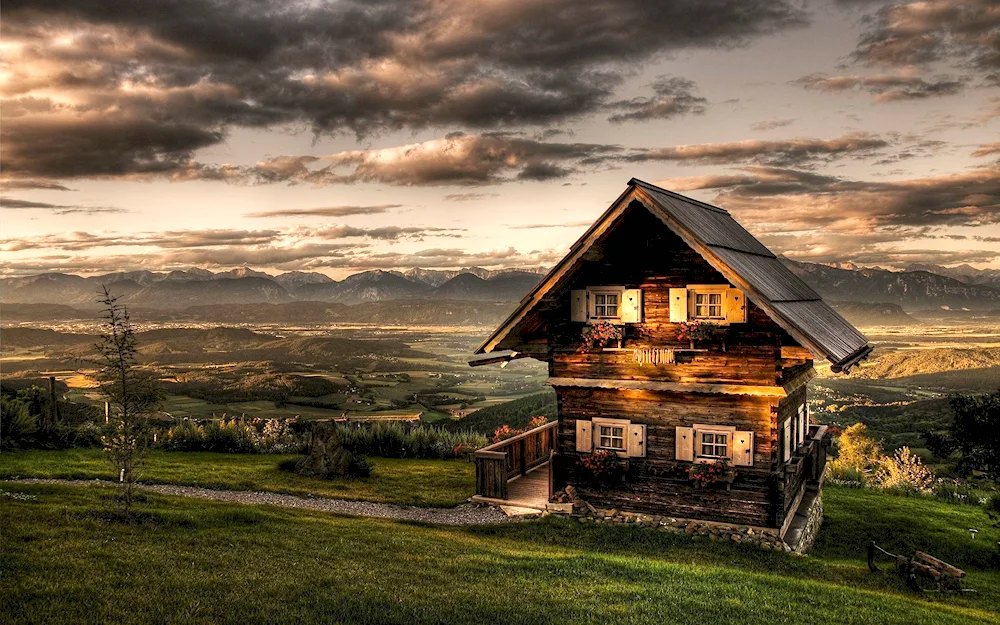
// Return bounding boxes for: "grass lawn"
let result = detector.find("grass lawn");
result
[0,449,474,508]
[0,483,997,625]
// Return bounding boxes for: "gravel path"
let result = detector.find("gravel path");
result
[7,478,512,525]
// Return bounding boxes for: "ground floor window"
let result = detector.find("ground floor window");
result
[598,424,626,451]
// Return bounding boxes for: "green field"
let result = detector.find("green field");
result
[1,482,997,625]
[0,449,474,508]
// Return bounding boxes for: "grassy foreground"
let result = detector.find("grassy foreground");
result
[1,482,998,625]
[0,449,474,507]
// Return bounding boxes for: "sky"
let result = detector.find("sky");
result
[1,0,998,279]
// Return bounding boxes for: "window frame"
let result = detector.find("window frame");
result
[687,285,729,321]
[593,417,630,455]
[588,287,624,321]
[692,423,736,464]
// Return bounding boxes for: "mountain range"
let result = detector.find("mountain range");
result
[0,267,544,309]
[2,261,1000,313]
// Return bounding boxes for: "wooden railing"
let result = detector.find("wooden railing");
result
[778,424,831,520]
[474,420,558,500]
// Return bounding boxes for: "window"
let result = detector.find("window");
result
[598,424,626,451]
[592,417,633,454]
[592,291,620,319]
[699,431,729,459]
[693,291,724,320]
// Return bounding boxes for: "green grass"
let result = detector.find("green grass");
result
[0,483,997,625]
[0,449,474,508]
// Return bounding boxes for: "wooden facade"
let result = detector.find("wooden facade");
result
[471,179,868,533]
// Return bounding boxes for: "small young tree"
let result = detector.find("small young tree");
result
[95,286,160,513]
[926,389,1000,482]
[829,422,883,482]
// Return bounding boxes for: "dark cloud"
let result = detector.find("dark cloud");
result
[661,164,1000,231]
[792,72,964,102]
[244,204,399,218]
[629,133,890,167]
[606,77,707,123]
[0,197,125,214]
[0,180,74,191]
[750,118,796,131]
[0,0,807,180]
[220,133,624,186]
[851,0,1000,84]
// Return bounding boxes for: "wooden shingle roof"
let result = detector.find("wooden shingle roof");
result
[475,178,871,372]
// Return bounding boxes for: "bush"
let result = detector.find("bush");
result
[1,396,38,450]
[875,447,935,494]
[294,434,371,479]
[156,417,302,454]
[333,421,487,460]
[828,423,883,484]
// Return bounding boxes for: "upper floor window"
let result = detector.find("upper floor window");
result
[592,291,620,319]
[693,291,724,320]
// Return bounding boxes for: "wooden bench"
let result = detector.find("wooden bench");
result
[868,542,968,592]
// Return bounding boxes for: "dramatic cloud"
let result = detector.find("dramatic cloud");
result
[606,77,708,123]
[661,165,1000,231]
[244,204,399,218]
[792,71,964,102]
[660,165,1000,266]
[851,0,1000,84]
[628,133,890,167]
[0,0,807,180]
[217,133,625,186]
[0,197,125,215]
[0,180,74,191]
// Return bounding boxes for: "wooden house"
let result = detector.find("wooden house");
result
[469,178,870,550]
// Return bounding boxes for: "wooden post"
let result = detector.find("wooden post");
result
[105,401,110,424]
[47,376,58,427]
[519,437,527,476]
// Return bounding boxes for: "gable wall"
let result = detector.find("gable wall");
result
[544,203,793,386]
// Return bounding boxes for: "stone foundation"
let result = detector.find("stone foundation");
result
[785,487,823,554]
[547,485,825,553]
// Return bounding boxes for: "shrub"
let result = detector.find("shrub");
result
[0,396,38,450]
[156,417,301,454]
[295,434,371,479]
[829,423,883,485]
[491,416,549,444]
[334,421,487,460]
[875,446,935,494]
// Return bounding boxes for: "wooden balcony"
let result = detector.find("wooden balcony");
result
[472,420,557,510]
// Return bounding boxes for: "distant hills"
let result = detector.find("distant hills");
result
[3,261,1000,315]
[782,260,1000,312]
[0,267,544,309]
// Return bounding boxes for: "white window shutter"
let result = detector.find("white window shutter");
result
[798,405,807,445]
[675,426,694,462]
[570,290,588,322]
[575,420,593,453]
[725,287,747,323]
[621,289,642,323]
[783,419,792,462]
[733,430,754,467]
[669,288,688,323]
[627,423,646,458]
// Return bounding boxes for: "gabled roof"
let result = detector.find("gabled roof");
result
[475,178,871,372]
